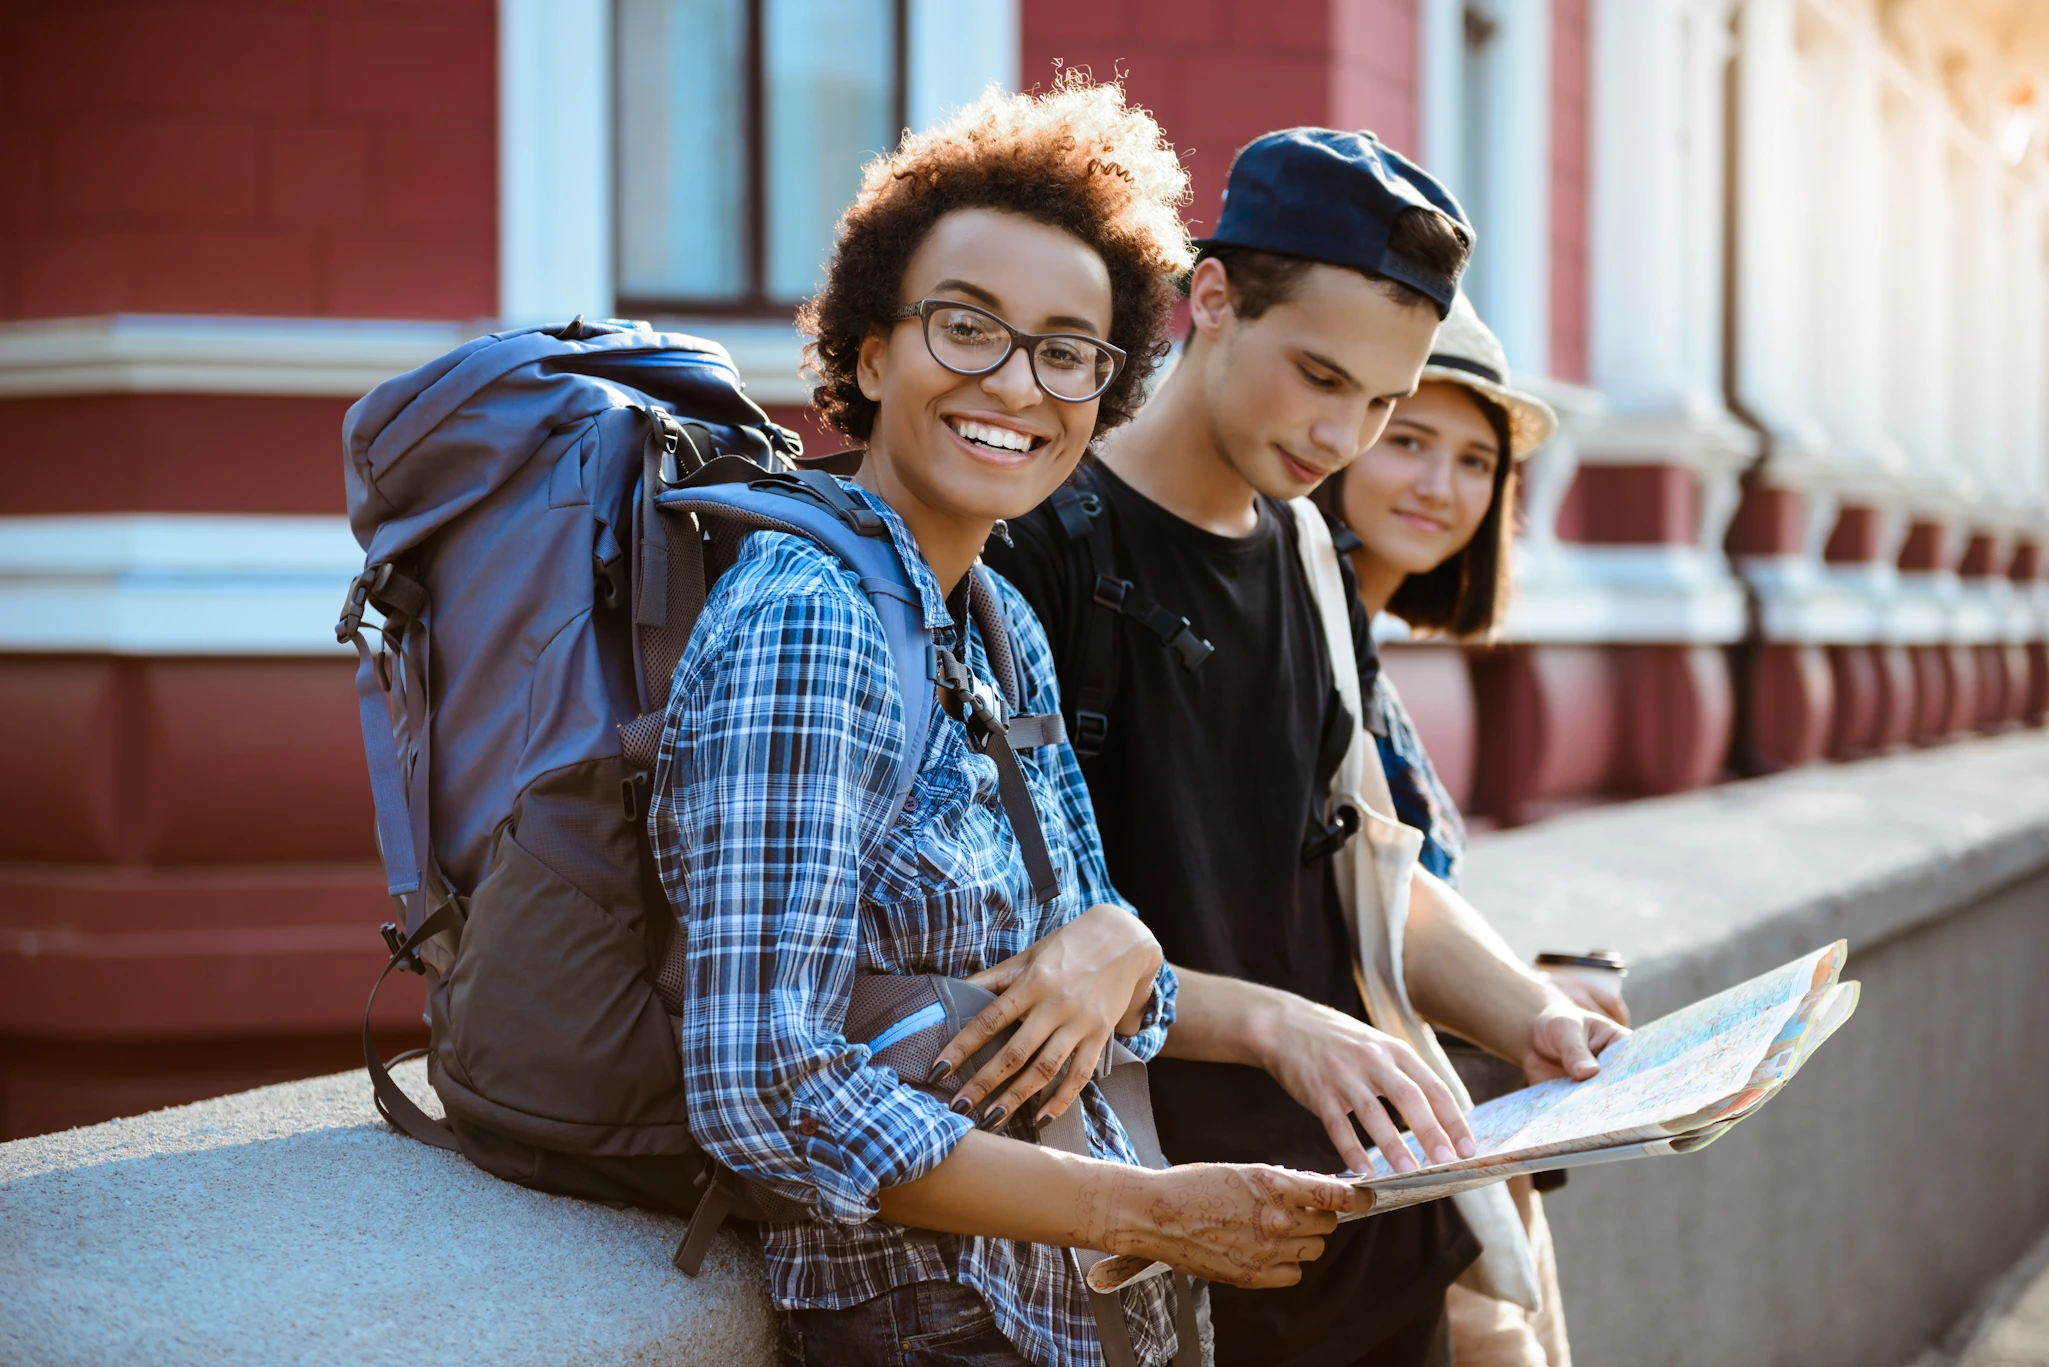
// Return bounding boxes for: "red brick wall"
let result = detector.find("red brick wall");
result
[0,652,420,1140]
[1329,0,1419,156]
[1548,0,1591,382]
[0,394,353,515]
[0,0,497,322]
[1021,0,1419,237]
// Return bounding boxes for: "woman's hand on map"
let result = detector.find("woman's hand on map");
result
[1520,993,1631,1084]
[936,904,1164,1130]
[1093,1160,1371,1288]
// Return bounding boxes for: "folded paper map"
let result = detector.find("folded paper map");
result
[1088,942,1859,1293]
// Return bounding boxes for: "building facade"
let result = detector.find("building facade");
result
[2,0,2044,1136]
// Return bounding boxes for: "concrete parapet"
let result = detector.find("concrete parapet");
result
[0,1062,776,1366]
[5,733,2047,1366]
[1461,730,2049,1367]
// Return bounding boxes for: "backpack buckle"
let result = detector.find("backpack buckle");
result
[621,771,653,822]
[380,921,425,975]
[1165,625,1215,671]
[1091,575,1132,611]
[1072,709,1109,757]
[1300,803,1361,864]
[335,563,394,642]
[653,413,686,485]
[927,643,973,694]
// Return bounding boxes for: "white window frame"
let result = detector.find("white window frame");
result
[497,0,1016,404]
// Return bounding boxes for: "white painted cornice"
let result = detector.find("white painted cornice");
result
[0,313,814,406]
[1503,542,1748,644]
[1574,407,1760,475]
[0,315,476,400]
[1739,554,1885,644]
[0,514,362,655]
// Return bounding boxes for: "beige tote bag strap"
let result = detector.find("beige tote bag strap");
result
[1286,500,1396,824]
[1285,498,1542,1313]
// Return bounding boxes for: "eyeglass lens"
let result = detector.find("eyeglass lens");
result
[923,304,1115,401]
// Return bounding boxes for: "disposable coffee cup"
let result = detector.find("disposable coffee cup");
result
[1534,949,1628,998]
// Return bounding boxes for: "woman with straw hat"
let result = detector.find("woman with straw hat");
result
[1313,292,1624,1367]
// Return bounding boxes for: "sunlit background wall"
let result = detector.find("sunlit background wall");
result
[0,0,2043,1141]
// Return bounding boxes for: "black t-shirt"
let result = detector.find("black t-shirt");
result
[987,460,1478,1367]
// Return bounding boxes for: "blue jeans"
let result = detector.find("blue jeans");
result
[777,1280,1032,1366]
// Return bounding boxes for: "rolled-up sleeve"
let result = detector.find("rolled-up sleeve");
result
[651,557,972,1224]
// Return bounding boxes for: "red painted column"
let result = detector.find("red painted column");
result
[1617,644,1740,793]
[1573,467,1736,782]
[1824,644,1879,757]
[761,404,844,459]
[1895,519,1973,743]
[1824,506,1914,754]
[1471,645,1620,826]
[1958,534,2028,733]
[2016,542,2049,726]
[1730,484,1833,770]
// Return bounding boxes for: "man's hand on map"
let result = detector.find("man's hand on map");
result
[1250,996,1477,1175]
[1156,968,1476,1175]
[1520,993,1631,1084]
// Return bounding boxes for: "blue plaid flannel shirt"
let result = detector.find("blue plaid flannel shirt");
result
[649,481,1180,1367]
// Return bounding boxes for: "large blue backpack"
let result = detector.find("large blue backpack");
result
[337,318,994,1256]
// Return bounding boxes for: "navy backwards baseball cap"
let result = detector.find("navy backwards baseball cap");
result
[1193,128,1471,317]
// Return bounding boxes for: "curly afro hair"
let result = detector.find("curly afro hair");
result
[798,74,1192,443]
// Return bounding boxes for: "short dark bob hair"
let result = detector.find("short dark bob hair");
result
[799,75,1193,443]
[1313,385,1517,641]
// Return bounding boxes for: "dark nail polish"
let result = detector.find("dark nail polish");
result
[981,1105,1008,1129]
[1034,1108,1058,1129]
[950,1097,974,1116]
[928,1059,954,1085]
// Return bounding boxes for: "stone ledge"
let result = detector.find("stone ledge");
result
[1460,728,2049,1019]
[9,732,2047,1366]
[0,1062,775,1367]
[1461,728,2049,1366]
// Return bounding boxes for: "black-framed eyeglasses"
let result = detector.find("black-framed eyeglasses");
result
[890,299,1126,403]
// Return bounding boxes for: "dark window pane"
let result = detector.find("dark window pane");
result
[617,0,749,301]
[763,0,896,300]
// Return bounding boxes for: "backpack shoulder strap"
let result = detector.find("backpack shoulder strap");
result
[640,475,935,813]
[1048,467,1215,759]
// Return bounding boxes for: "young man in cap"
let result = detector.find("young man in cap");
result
[981,129,1625,1367]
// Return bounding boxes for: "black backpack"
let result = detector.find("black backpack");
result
[1042,461,1215,758]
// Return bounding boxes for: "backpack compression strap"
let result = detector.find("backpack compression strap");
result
[1049,479,1213,758]
[928,640,1063,907]
[359,895,467,1152]
[336,563,431,917]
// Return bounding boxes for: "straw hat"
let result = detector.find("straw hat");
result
[1419,292,1557,459]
